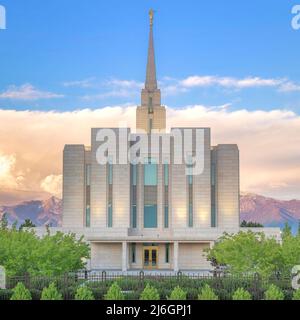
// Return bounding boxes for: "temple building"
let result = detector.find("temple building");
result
[56,11,279,272]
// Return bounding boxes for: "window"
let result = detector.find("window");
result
[211,152,217,227]
[144,160,157,185]
[131,164,137,228]
[86,206,90,228]
[187,158,193,228]
[131,243,136,263]
[164,163,169,228]
[107,161,113,228]
[144,158,157,228]
[144,205,157,228]
[165,243,170,263]
[164,206,169,228]
[85,164,91,227]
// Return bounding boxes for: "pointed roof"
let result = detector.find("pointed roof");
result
[145,9,157,91]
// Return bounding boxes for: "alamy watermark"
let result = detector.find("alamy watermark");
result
[292,5,300,30]
[292,265,300,290]
[95,128,205,176]
[0,4,6,30]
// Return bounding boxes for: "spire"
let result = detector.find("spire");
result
[145,9,157,91]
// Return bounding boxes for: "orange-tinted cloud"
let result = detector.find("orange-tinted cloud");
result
[0,105,299,205]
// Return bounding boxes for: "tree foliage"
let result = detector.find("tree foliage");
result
[232,288,252,300]
[264,284,284,300]
[206,230,300,278]
[240,220,264,228]
[41,282,63,300]
[75,285,95,300]
[198,284,218,300]
[0,220,90,276]
[292,289,300,300]
[19,219,36,230]
[140,283,160,300]
[104,282,125,300]
[10,282,32,300]
[167,286,187,300]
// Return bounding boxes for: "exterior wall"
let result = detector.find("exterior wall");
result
[91,243,122,269]
[62,145,85,227]
[178,243,211,270]
[215,144,240,229]
[136,106,166,133]
[90,128,131,229]
[171,128,211,229]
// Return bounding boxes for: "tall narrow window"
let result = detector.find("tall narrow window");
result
[149,118,153,133]
[165,243,170,263]
[85,164,91,227]
[131,243,136,263]
[144,158,157,228]
[164,163,169,228]
[131,164,137,228]
[211,151,217,227]
[107,161,113,228]
[187,158,193,228]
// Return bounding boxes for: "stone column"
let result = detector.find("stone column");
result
[122,242,128,272]
[173,241,179,272]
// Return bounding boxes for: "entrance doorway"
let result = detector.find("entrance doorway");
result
[143,246,158,269]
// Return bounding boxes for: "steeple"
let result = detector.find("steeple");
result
[145,9,157,91]
[136,9,166,133]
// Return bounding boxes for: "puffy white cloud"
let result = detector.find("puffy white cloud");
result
[0,104,299,203]
[40,174,62,198]
[0,84,64,100]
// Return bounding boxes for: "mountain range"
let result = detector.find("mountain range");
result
[0,193,299,232]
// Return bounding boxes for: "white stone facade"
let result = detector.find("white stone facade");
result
[38,12,281,272]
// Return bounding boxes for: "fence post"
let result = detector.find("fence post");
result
[85,269,88,280]
[253,272,261,300]
[102,271,106,282]
[24,272,30,289]
[177,271,182,281]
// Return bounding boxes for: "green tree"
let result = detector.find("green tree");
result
[10,282,32,300]
[198,284,218,300]
[0,227,90,276]
[140,283,160,300]
[41,282,63,300]
[282,222,292,239]
[19,219,36,230]
[264,284,284,300]
[104,282,125,300]
[240,220,263,228]
[167,286,187,300]
[232,288,252,300]
[292,289,300,300]
[206,231,282,278]
[0,214,8,230]
[75,286,95,300]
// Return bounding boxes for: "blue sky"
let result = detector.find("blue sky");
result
[0,0,300,112]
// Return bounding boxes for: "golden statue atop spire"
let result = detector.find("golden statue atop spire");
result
[149,9,154,26]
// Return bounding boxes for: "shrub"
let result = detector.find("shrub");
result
[140,283,160,300]
[264,284,284,300]
[91,287,107,300]
[232,288,252,300]
[198,284,218,300]
[41,282,63,300]
[10,282,32,300]
[292,289,300,300]
[167,286,187,300]
[104,282,125,300]
[75,286,95,300]
[0,289,12,300]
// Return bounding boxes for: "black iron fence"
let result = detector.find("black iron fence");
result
[4,271,294,300]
